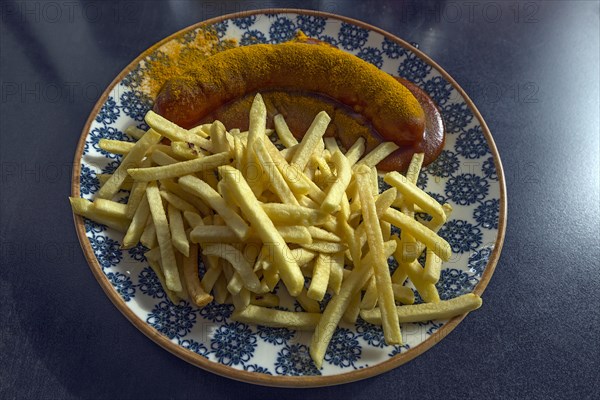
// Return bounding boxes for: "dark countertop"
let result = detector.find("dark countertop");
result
[1,1,598,398]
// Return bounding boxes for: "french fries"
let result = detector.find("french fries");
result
[71,93,485,370]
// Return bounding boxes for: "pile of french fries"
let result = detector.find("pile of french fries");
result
[71,93,482,368]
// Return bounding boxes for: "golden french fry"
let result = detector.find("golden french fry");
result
[321,150,352,213]
[167,203,189,257]
[406,153,424,184]
[146,181,182,292]
[342,293,361,324]
[291,111,331,170]
[273,114,299,147]
[392,284,415,305]
[356,164,401,345]
[122,193,150,248]
[345,137,366,166]
[302,241,347,254]
[99,139,134,155]
[296,287,321,313]
[183,243,213,307]
[232,305,320,330]
[356,142,399,168]
[360,293,482,325]
[98,173,134,191]
[384,171,446,222]
[250,293,279,308]
[93,199,128,220]
[211,120,230,153]
[125,125,145,140]
[171,141,204,160]
[360,276,378,310]
[423,248,442,284]
[261,203,328,226]
[307,226,340,242]
[140,215,157,248]
[160,190,198,214]
[307,253,331,301]
[69,197,129,232]
[127,152,231,181]
[151,149,178,166]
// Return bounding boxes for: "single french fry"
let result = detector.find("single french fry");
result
[307,226,340,242]
[232,305,320,330]
[122,193,150,248]
[360,276,378,310]
[93,199,128,220]
[250,293,279,308]
[200,262,221,293]
[356,164,402,345]
[307,253,331,301]
[179,175,250,240]
[127,152,231,181]
[211,120,230,153]
[356,142,399,168]
[423,248,443,284]
[212,274,229,304]
[296,287,321,313]
[151,149,179,166]
[327,252,345,295]
[302,241,347,254]
[69,197,129,232]
[263,139,311,196]
[261,203,328,226]
[321,150,352,213]
[99,139,134,155]
[126,166,149,219]
[140,215,157,248]
[345,137,366,166]
[384,171,446,223]
[273,114,299,148]
[96,129,161,199]
[160,190,198,214]
[322,136,338,154]
[406,153,424,184]
[182,243,213,307]
[146,182,182,292]
[392,284,415,304]
[171,141,204,160]
[219,166,304,296]
[167,203,189,257]
[342,293,362,324]
[291,111,331,170]
[360,293,483,325]
[125,125,145,140]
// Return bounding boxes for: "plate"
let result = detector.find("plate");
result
[71,9,506,387]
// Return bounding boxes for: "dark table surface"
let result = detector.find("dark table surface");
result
[1,1,599,399]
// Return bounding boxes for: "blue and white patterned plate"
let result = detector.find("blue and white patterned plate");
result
[71,9,506,387]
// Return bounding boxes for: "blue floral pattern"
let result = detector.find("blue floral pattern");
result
[77,12,502,378]
[107,272,135,301]
[147,301,197,339]
[324,328,361,368]
[210,322,257,366]
[275,344,321,376]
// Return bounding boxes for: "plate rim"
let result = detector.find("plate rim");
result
[70,8,507,388]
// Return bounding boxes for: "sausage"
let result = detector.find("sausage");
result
[154,42,426,144]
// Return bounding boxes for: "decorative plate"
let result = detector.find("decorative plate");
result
[71,9,506,387]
